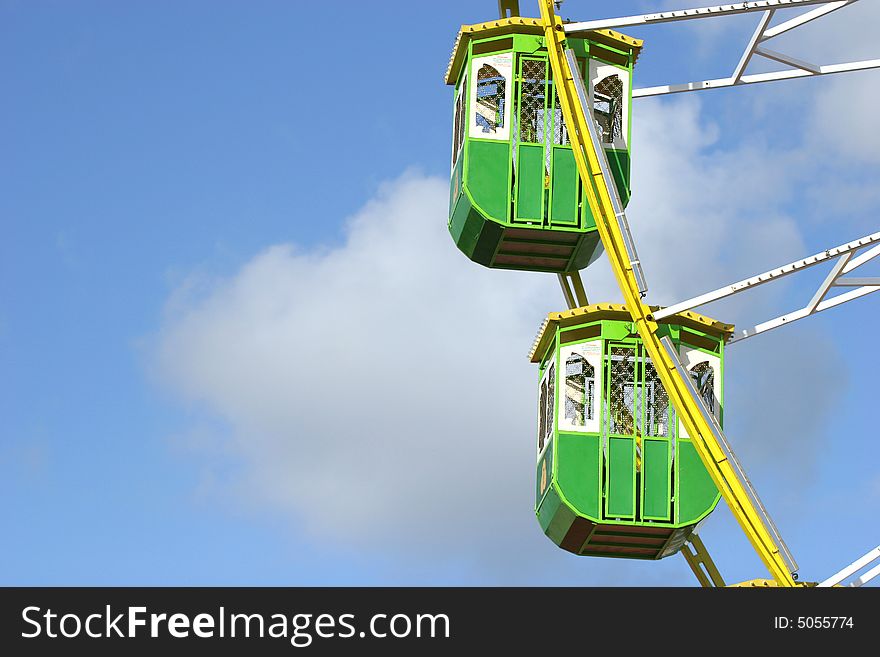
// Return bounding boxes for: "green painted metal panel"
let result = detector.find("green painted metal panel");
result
[567,231,601,271]
[545,495,576,545]
[600,320,631,341]
[449,156,463,216]
[581,148,630,231]
[448,191,475,250]
[604,148,631,206]
[466,140,510,222]
[555,432,600,519]
[642,439,671,520]
[448,191,503,267]
[536,485,561,532]
[606,437,635,518]
[550,147,578,226]
[676,440,720,525]
[536,440,554,507]
[515,144,545,222]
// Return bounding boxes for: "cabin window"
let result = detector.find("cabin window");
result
[538,377,548,452]
[590,61,630,150]
[690,361,716,416]
[476,64,506,133]
[518,59,546,144]
[644,361,671,437]
[607,347,636,436]
[565,353,595,427]
[546,363,555,441]
[452,74,467,168]
[469,53,512,141]
[551,86,568,146]
[538,362,556,454]
[594,74,623,145]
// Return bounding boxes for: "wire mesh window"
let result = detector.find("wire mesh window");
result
[690,361,716,417]
[594,74,624,145]
[607,347,636,436]
[538,377,548,452]
[518,59,546,144]
[452,75,467,167]
[551,85,568,147]
[475,64,506,133]
[565,353,595,427]
[546,362,555,442]
[643,361,671,437]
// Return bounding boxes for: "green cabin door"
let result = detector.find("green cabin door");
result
[547,68,579,228]
[513,57,581,229]
[640,357,672,521]
[513,57,547,225]
[604,345,636,519]
[603,345,673,523]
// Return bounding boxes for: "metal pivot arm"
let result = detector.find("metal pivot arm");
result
[539,0,797,587]
[498,1,521,19]
[558,271,589,309]
[682,535,727,587]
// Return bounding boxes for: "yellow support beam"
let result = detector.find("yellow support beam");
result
[682,535,726,587]
[538,0,796,587]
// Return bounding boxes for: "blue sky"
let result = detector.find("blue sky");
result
[2,1,879,586]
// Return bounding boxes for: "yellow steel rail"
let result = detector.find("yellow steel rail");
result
[538,0,797,587]
[682,536,727,588]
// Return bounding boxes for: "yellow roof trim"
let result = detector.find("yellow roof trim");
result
[528,303,735,363]
[445,17,643,85]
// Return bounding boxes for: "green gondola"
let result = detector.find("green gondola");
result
[530,304,732,559]
[446,17,642,273]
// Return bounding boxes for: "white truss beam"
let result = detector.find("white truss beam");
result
[733,10,776,83]
[633,58,880,97]
[653,231,880,320]
[568,0,874,98]
[730,284,879,343]
[652,230,880,345]
[844,243,880,272]
[761,0,855,39]
[834,277,880,287]
[563,0,834,32]
[806,252,851,313]
[753,46,821,74]
[818,546,880,587]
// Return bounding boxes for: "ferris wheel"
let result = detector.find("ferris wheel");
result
[446,0,880,587]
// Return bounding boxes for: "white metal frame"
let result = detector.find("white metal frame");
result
[818,546,880,587]
[563,0,880,98]
[653,231,880,344]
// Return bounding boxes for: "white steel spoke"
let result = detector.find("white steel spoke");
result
[633,59,880,97]
[733,10,776,83]
[833,277,880,287]
[564,1,834,32]
[806,252,851,313]
[843,243,880,272]
[761,0,855,39]
[650,230,880,345]
[818,546,880,587]
[729,285,880,343]
[653,231,880,320]
[754,46,821,73]
[580,0,876,98]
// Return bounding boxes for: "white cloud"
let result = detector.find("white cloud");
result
[153,92,850,583]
